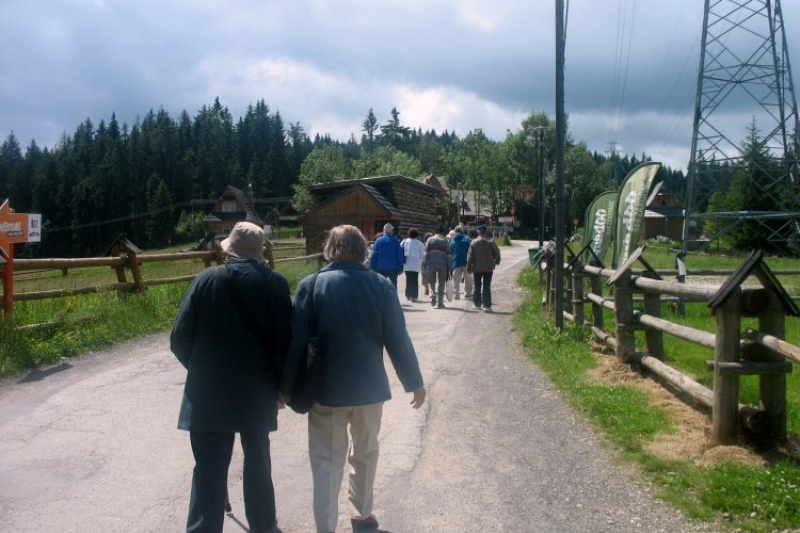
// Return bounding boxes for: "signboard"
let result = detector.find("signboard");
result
[611,162,661,269]
[0,199,41,255]
[581,191,617,264]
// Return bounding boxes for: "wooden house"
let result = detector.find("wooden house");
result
[205,185,263,237]
[300,175,445,253]
[643,187,685,242]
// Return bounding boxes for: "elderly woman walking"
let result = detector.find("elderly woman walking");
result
[281,225,426,533]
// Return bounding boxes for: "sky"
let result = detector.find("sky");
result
[1,0,798,174]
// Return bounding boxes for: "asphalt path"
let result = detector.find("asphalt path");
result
[0,240,720,533]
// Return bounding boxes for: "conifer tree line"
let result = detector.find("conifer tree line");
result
[0,98,686,258]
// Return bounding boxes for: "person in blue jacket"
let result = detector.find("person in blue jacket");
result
[170,221,292,533]
[369,222,404,288]
[449,225,472,299]
[281,224,426,533]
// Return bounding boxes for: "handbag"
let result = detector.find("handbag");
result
[445,277,454,302]
[287,273,322,414]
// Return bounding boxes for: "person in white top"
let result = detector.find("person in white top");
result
[400,227,426,302]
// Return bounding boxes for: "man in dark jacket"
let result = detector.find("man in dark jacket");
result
[170,221,292,533]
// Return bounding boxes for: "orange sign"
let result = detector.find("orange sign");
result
[0,199,41,256]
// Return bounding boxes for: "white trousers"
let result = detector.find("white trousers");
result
[452,266,473,297]
[308,402,383,533]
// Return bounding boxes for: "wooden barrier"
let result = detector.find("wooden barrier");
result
[541,245,800,446]
[1,234,324,315]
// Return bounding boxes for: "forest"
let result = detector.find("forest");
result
[0,97,687,258]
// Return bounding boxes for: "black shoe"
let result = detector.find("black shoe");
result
[351,514,379,533]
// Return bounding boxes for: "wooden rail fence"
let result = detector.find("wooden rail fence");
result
[537,245,800,446]
[0,234,323,315]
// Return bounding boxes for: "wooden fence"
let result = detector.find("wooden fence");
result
[537,245,800,446]
[0,234,323,315]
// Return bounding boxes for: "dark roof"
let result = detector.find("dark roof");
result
[308,174,440,194]
[301,183,402,220]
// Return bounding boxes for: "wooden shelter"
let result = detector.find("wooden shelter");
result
[205,185,262,236]
[642,187,684,242]
[300,175,444,253]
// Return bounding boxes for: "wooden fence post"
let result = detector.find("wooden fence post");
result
[571,259,584,326]
[675,252,686,317]
[712,290,741,445]
[643,270,664,360]
[590,267,604,331]
[758,289,788,442]
[612,268,636,362]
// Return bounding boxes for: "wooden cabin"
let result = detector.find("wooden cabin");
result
[300,175,444,253]
[643,187,685,242]
[205,185,263,237]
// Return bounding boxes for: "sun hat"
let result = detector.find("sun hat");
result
[383,223,394,232]
[221,221,265,261]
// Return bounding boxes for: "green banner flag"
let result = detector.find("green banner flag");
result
[581,191,617,265]
[612,161,661,269]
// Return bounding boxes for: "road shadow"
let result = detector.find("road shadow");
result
[18,362,72,383]
[224,511,249,532]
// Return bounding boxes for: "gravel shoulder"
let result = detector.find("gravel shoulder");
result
[0,240,722,533]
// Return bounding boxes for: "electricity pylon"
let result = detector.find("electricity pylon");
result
[683,0,799,253]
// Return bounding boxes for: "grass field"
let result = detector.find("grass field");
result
[0,238,319,376]
[516,244,800,532]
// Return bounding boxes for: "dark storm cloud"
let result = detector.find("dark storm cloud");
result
[1,0,797,172]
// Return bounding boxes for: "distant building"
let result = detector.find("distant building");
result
[642,187,684,242]
[205,185,262,237]
[300,175,445,253]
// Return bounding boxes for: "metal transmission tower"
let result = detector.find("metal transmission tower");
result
[683,0,800,253]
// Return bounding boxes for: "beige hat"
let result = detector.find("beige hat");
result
[221,222,265,261]
[383,223,394,232]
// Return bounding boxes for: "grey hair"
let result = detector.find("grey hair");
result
[323,225,368,262]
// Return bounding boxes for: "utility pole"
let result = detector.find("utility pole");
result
[555,0,566,329]
[533,126,548,248]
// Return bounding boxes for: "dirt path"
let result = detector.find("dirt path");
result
[0,240,720,533]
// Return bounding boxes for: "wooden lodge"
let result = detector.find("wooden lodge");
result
[205,185,262,236]
[300,175,445,253]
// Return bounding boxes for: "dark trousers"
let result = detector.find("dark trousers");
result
[376,269,398,288]
[187,431,276,533]
[473,272,494,309]
[404,271,419,300]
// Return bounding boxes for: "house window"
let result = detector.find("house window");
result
[222,201,236,213]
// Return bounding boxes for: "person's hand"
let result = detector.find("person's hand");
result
[277,392,290,404]
[410,387,426,409]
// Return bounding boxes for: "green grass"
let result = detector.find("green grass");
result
[0,251,319,377]
[514,266,800,532]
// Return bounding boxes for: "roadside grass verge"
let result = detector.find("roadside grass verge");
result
[514,266,800,533]
[0,257,319,377]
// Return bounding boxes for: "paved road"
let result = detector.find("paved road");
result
[0,240,719,533]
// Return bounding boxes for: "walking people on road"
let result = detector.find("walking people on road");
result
[280,224,426,533]
[169,221,292,533]
[448,225,472,300]
[369,222,404,288]
[424,225,452,309]
[466,225,501,312]
[421,231,433,296]
[400,227,425,303]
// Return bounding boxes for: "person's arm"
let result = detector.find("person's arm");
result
[279,276,314,398]
[169,274,204,368]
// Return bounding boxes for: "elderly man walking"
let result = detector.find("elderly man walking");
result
[466,225,501,312]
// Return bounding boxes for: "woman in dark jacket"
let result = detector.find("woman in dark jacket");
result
[281,224,426,533]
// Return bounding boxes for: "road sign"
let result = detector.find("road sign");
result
[0,199,41,255]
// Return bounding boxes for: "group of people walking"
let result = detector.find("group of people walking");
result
[170,222,426,533]
[370,222,502,312]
